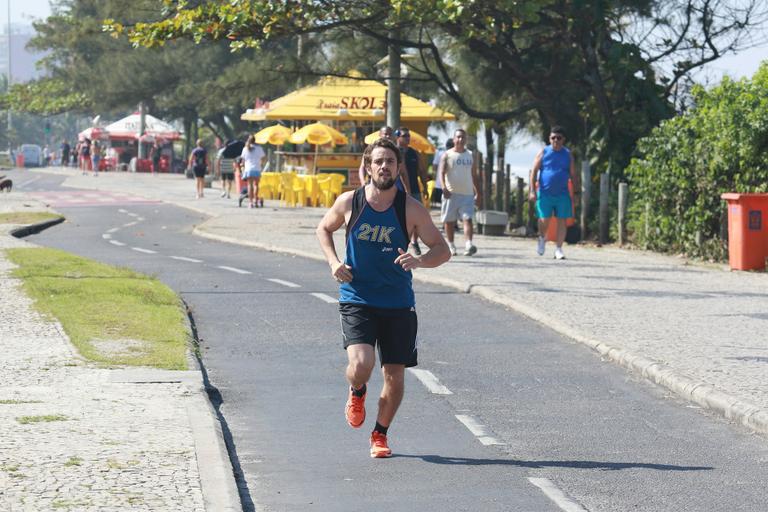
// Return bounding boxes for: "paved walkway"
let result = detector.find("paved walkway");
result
[0,192,238,511]
[4,165,767,505]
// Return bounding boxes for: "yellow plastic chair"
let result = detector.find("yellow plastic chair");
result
[279,172,307,207]
[317,175,334,207]
[300,175,321,207]
[425,180,435,208]
[328,173,346,203]
[258,172,279,201]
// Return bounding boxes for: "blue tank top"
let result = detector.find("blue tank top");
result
[339,197,414,308]
[539,145,571,196]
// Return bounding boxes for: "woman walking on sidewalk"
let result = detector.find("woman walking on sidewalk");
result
[188,139,208,199]
[240,135,266,208]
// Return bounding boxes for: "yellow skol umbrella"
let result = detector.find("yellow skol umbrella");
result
[289,122,349,146]
[253,124,293,145]
[364,129,435,154]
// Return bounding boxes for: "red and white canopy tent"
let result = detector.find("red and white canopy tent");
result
[77,113,181,142]
[104,113,181,141]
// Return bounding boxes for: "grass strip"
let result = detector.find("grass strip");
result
[17,414,68,424]
[0,212,62,225]
[6,247,189,370]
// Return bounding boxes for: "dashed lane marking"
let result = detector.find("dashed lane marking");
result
[528,478,588,512]
[102,234,112,239]
[455,415,504,446]
[267,278,301,288]
[131,247,157,254]
[106,227,119,233]
[123,221,138,227]
[109,240,126,247]
[408,369,453,395]
[170,256,203,263]
[217,265,252,275]
[310,292,338,304]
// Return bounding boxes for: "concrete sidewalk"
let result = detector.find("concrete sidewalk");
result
[0,191,239,511]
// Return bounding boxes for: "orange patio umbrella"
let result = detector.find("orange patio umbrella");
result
[364,129,435,154]
[253,124,293,145]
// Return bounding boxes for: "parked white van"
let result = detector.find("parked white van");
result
[19,144,43,167]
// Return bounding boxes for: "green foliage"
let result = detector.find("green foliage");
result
[626,64,768,260]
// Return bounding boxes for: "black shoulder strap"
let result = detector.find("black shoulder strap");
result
[394,189,408,246]
[345,187,367,240]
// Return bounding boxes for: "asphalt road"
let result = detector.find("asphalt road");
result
[16,171,768,512]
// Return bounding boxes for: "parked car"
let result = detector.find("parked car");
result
[19,144,43,167]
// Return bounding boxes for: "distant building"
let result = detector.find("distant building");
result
[0,25,47,83]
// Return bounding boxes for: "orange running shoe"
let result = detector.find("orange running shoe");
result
[370,431,392,458]
[345,388,366,428]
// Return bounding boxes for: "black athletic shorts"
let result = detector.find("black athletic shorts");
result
[339,303,418,367]
[221,172,234,181]
[193,165,206,178]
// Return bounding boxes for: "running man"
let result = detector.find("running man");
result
[316,137,450,458]
[529,125,580,260]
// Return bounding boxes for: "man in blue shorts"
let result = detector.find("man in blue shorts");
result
[529,126,580,260]
[316,138,450,458]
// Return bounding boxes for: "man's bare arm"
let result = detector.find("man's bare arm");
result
[529,149,543,201]
[316,191,354,282]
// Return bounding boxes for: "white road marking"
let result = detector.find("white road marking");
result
[123,221,138,227]
[454,415,504,446]
[267,278,301,288]
[16,177,40,187]
[102,234,112,239]
[217,265,252,275]
[118,209,128,213]
[106,227,119,233]
[310,292,338,304]
[408,369,453,395]
[109,240,126,247]
[528,478,588,512]
[127,212,139,218]
[131,247,157,254]
[136,217,145,221]
[170,256,203,263]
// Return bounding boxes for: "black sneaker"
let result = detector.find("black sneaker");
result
[410,242,422,255]
[463,245,477,256]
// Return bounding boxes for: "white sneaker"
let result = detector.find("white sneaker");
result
[536,236,546,256]
[554,247,566,260]
[220,191,227,198]
[448,243,457,256]
[463,244,477,256]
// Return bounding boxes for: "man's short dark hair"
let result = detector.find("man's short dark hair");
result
[363,138,402,170]
[550,126,565,137]
[454,128,467,137]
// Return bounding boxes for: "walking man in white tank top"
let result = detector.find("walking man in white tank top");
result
[438,128,479,256]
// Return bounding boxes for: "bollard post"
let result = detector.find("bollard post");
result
[503,164,511,213]
[479,152,489,211]
[580,161,591,240]
[599,172,610,244]
[515,177,524,227]
[618,182,628,245]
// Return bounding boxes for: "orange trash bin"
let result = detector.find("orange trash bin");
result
[721,193,768,271]
[15,153,24,168]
